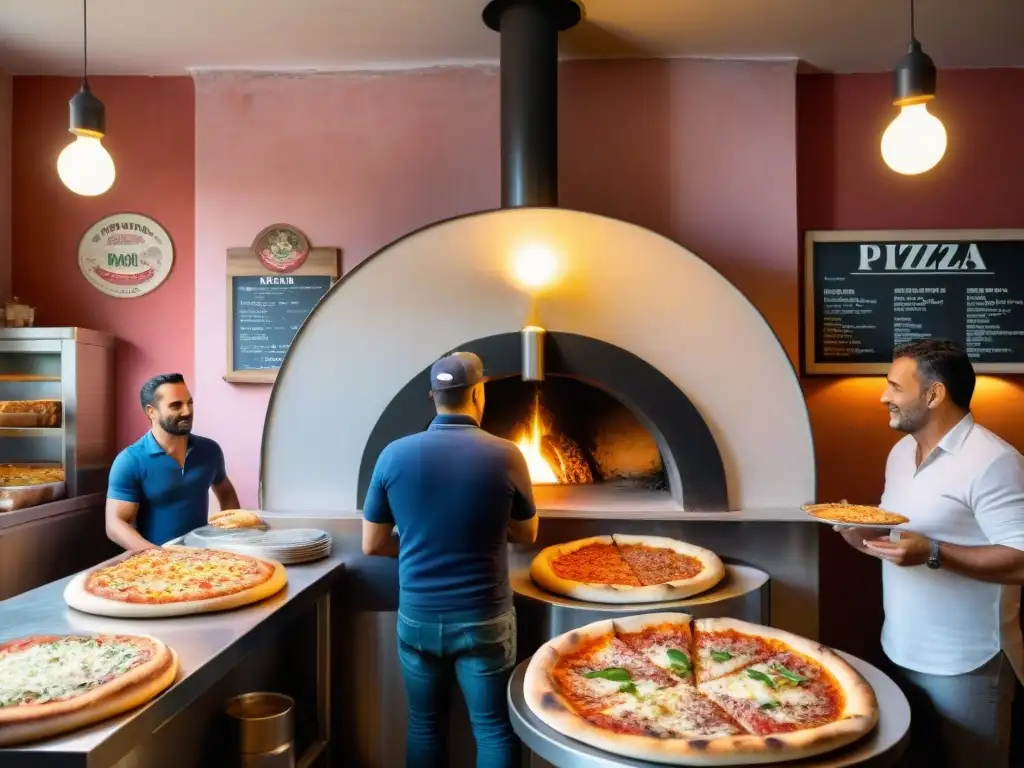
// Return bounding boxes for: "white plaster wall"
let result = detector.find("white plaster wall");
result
[261,208,814,513]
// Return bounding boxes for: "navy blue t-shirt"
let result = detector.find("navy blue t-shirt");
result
[363,414,536,620]
[107,431,227,545]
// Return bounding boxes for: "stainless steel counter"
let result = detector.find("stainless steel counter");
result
[0,548,345,768]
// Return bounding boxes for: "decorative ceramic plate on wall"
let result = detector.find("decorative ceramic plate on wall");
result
[251,223,310,273]
[77,213,174,298]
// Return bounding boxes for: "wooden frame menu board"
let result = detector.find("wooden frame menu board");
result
[804,229,1024,375]
[225,246,339,383]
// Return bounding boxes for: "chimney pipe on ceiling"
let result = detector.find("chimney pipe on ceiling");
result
[483,0,581,208]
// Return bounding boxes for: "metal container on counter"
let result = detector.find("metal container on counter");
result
[224,692,296,768]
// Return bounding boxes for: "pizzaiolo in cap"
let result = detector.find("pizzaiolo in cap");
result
[429,352,484,391]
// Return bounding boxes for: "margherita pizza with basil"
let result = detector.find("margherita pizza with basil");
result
[0,634,177,746]
[525,613,877,765]
[530,535,724,603]
[63,547,287,618]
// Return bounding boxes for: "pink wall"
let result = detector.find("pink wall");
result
[12,76,195,448]
[194,61,799,506]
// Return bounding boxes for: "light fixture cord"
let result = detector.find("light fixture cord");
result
[909,0,917,41]
[82,0,89,88]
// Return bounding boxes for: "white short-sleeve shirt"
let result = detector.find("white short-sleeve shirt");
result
[879,413,1024,682]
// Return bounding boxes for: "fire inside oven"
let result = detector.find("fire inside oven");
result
[482,377,667,490]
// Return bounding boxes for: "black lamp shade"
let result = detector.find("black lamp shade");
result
[69,83,105,137]
[892,39,937,106]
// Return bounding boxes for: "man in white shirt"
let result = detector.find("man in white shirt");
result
[836,339,1024,768]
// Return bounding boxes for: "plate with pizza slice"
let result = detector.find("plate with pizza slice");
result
[0,633,178,746]
[524,612,878,765]
[530,534,725,605]
[801,502,909,530]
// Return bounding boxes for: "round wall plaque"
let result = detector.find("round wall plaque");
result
[251,224,310,273]
[78,213,175,298]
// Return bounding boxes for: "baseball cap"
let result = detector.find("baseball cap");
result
[430,351,484,391]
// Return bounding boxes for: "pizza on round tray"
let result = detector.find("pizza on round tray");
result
[530,534,725,604]
[802,502,908,527]
[525,612,877,765]
[63,546,287,618]
[0,633,177,746]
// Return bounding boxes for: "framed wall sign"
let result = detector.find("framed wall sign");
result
[225,245,340,384]
[804,229,1024,375]
[78,213,175,298]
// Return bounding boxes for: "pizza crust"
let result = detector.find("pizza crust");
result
[63,558,287,618]
[524,613,878,765]
[0,643,178,747]
[529,534,724,604]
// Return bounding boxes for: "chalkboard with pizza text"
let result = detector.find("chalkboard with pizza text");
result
[803,229,1024,375]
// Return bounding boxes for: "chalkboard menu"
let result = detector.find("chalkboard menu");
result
[232,274,330,371]
[225,245,339,383]
[804,229,1024,375]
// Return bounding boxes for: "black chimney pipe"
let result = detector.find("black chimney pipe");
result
[483,0,581,208]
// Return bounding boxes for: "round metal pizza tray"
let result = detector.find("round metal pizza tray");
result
[508,651,910,767]
[183,527,332,564]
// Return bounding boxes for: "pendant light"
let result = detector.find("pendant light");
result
[880,0,947,176]
[57,0,115,196]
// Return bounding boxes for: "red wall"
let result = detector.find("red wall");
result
[11,76,195,448]
[798,68,1024,658]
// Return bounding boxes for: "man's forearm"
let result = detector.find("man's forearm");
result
[106,519,157,552]
[938,542,1024,584]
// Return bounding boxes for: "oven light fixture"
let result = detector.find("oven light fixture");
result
[880,0,946,176]
[512,243,560,291]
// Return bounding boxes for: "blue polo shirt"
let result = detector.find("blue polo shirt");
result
[107,431,227,545]
[363,414,536,621]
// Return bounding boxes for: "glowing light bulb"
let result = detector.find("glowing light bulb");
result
[880,103,947,176]
[57,134,116,196]
[513,244,559,291]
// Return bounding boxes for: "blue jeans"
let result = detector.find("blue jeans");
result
[397,608,519,768]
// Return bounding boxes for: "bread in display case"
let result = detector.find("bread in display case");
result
[0,328,115,506]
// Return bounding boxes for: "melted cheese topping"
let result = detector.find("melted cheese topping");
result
[601,687,742,738]
[0,637,146,708]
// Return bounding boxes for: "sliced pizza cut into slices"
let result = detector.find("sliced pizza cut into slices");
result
[544,621,678,716]
[699,651,846,736]
[613,612,697,686]
[692,617,777,684]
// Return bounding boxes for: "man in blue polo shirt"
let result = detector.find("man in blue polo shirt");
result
[362,351,538,768]
[105,373,240,550]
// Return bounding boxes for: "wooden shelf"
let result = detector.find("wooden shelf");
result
[0,374,61,382]
[0,427,63,437]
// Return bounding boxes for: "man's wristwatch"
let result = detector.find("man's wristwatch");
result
[926,539,941,570]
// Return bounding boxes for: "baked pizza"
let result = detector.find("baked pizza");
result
[208,509,265,529]
[0,399,62,427]
[0,634,178,746]
[0,464,65,487]
[63,547,288,618]
[525,613,877,765]
[530,535,725,604]
[802,502,908,526]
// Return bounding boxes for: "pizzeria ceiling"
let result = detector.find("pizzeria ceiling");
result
[0,0,1020,75]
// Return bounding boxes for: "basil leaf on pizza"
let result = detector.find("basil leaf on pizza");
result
[746,668,776,688]
[583,667,631,682]
[710,650,732,663]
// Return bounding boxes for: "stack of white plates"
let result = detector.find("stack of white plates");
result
[183,527,332,564]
